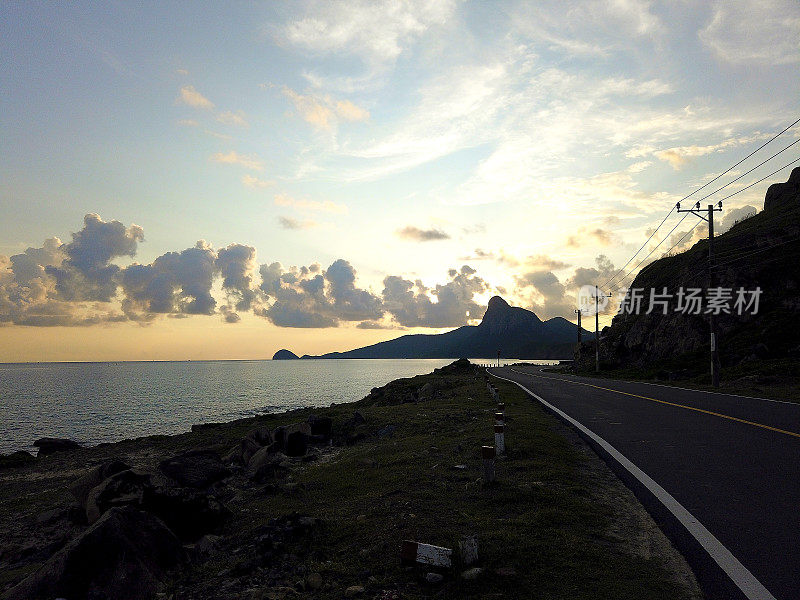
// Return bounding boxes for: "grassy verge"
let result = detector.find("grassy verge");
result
[171,363,700,599]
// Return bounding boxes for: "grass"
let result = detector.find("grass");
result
[169,364,700,599]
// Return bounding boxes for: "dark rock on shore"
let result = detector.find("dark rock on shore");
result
[33,438,81,457]
[85,469,150,524]
[69,460,131,509]
[159,449,231,488]
[0,451,36,469]
[1,506,185,600]
[142,485,228,541]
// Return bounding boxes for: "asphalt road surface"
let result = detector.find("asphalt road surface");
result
[489,365,800,600]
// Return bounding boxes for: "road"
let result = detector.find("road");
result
[489,365,800,600]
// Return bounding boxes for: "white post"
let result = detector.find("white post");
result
[494,424,505,455]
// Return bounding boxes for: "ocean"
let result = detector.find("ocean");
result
[0,358,556,454]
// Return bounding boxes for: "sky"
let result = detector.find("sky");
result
[1,0,799,362]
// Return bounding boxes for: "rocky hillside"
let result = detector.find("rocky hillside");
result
[581,167,800,373]
[301,296,592,360]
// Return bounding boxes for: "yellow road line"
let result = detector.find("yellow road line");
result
[509,369,800,440]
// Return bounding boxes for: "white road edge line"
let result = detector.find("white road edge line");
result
[489,369,778,600]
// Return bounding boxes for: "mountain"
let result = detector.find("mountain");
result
[299,296,592,359]
[272,349,299,360]
[580,167,800,371]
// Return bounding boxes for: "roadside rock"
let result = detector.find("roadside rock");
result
[32,437,81,457]
[70,460,131,508]
[1,506,185,600]
[142,485,228,541]
[425,572,444,584]
[307,415,333,438]
[223,436,261,465]
[159,449,231,488]
[344,585,365,597]
[460,567,484,580]
[0,450,36,469]
[306,572,323,589]
[85,469,151,524]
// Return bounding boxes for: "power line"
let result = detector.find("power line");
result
[674,115,800,203]
[713,234,800,268]
[716,155,800,203]
[659,217,705,258]
[695,136,800,203]
[601,206,674,288]
[600,115,799,290]
[608,212,692,293]
[609,154,800,290]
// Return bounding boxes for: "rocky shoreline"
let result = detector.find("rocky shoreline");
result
[0,359,702,599]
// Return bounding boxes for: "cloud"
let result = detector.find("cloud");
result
[120,241,217,318]
[395,226,450,241]
[211,151,264,171]
[356,320,398,329]
[277,0,455,70]
[216,110,248,127]
[46,214,144,302]
[216,243,258,316]
[566,228,616,248]
[382,265,487,327]
[278,216,318,230]
[242,174,274,189]
[700,0,800,65]
[274,193,347,213]
[176,85,215,109]
[176,68,189,76]
[280,86,369,130]
[254,259,382,327]
[177,119,198,127]
[0,216,142,326]
[720,205,758,234]
[514,255,617,319]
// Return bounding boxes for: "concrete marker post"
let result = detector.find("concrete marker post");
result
[481,445,496,483]
[494,424,505,455]
[494,412,504,425]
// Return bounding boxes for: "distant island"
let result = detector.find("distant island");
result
[272,349,300,360]
[278,296,592,360]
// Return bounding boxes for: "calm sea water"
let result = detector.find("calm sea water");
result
[0,359,555,454]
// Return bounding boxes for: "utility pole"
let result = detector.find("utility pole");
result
[677,200,723,387]
[573,309,582,344]
[592,286,612,373]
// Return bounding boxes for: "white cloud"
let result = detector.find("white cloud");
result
[700,0,800,65]
[278,0,456,69]
[217,110,248,127]
[176,85,215,109]
[279,86,369,130]
[211,151,264,171]
[242,175,274,189]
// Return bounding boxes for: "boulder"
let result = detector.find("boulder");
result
[32,437,81,457]
[307,415,333,438]
[70,460,131,508]
[159,449,231,488]
[142,485,228,541]
[246,424,274,446]
[0,450,36,469]
[248,449,290,483]
[85,469,151,524]
[285,431,307,457]
[222,436,261,465]
[1,506,184,600]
